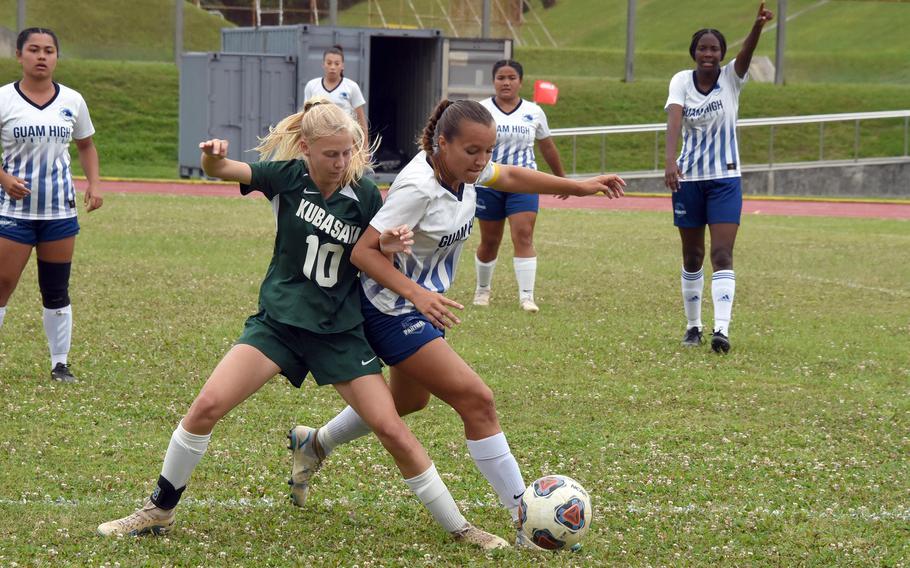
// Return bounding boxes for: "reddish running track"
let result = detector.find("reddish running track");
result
[76,179,910,220]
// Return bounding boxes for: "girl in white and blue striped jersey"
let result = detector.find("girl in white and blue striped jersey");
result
[664,2,773,353]
[303,45,369,141]
[473,59,567,313]
[0,28,103,383]
[287,99,624,547]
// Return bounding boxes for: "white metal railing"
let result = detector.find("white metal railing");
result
[550,110,910,176]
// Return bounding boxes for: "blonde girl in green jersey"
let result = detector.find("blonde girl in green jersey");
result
[96,99,508,550]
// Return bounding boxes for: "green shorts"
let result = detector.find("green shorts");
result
[237,310,382,387]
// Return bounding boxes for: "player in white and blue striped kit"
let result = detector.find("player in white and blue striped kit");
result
[0,28,103,383]
[293,99,625,549]
[473,59,566,313]
[664,3,773,353]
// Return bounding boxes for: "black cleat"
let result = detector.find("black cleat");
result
[711,331,731,354]
[681,327,703,347]
[50,363,76,383]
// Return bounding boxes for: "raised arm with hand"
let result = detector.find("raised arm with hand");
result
[199,139,253,184]
[734,2,774,78]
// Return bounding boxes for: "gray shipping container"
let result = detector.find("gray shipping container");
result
[221,25,511,180]
[178,52,297,178]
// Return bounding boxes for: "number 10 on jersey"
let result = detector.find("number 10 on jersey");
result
[302,235,343,287]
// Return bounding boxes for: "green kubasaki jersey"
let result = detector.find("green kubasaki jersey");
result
[240,160,382,334]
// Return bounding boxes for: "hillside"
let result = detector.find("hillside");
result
[338,0,910,84]
[0,0,228,61]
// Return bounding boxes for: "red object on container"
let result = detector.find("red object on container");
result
[533,80,559,105]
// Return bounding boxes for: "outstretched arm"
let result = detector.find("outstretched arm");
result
[199,139,252,184]
[735,2,774,79]
[489,164,625,199]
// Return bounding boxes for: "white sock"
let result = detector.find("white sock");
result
[160,420,212,490]
[317,405,371,456]
[475,256,497,291]
[404,463,468,533]
[712,270,736,336]
[513,257,537,302]
[466,432,526,521]
[43,305,72,367]
[0,305,6,329]
[681,266,704,330]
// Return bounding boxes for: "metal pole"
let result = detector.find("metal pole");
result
[330,0,338,25]
[768,125,775,166]
[904,116,908,156]
[854,120,860,161]
[175,0,183,67]
[17,0,26,32]
[818,123,824,161]
[572,136,577,175]
[624,0,635,83]
[482,0,491,38]
[775,0,787,85]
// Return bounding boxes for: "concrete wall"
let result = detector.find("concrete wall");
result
[620,160,910,198]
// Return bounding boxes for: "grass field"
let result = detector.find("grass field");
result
[1,193,908,565]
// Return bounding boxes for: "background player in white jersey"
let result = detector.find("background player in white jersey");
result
[473,59,566,313]
[97,100,508,550]
[303,45,368,141]
[0,28,103,383]
[287,99,624,548]
[664,2,773,353]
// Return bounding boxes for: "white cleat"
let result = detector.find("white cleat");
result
[97,500,175,537]
[287,425,325,507]
[452,523,510,550]
[519,298,539,313]
[473,288,491,306]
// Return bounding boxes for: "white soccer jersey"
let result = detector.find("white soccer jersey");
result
[362,151,499,315]
[303,77,365,118]
[480,97,550,172]
[0,82,94,220]
[665,60,747,181]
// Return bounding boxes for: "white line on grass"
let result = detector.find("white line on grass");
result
[3,496,907,523]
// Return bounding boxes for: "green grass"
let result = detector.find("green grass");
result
[0,0,228,61]
[1,55,907,180]
[519,0,910,54]
[0,58,180,179]
[513,74,910,173]
[1,193,908,565]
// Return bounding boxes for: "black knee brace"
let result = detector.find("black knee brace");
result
[37,259,71,309]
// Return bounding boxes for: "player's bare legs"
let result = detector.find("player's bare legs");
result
[474,219,505,306]
[679,227,706,346]
[0,237,31,307]
[707,223,738,352]
[508,211,539,312]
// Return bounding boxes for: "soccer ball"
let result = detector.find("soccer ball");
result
[518,475,592,550]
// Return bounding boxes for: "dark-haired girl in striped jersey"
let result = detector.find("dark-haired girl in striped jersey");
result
[664,2,773,353]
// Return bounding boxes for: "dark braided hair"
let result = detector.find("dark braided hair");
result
[689,28,726,60]
[323,44,344,61]
[492,59,523,80]
[17,27,60,53]
[419,99,494,154]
